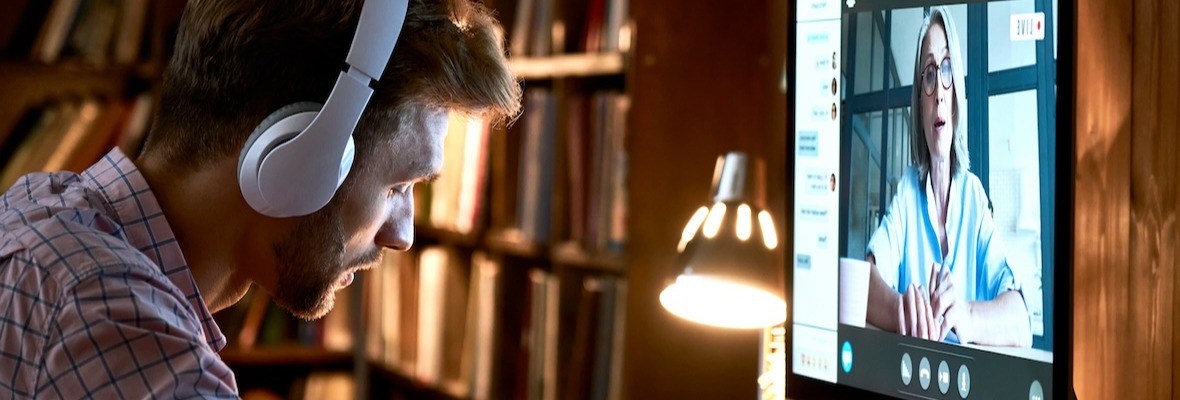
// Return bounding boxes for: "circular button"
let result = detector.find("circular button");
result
[901,353,913,386]
[919,357,931,390]
[841,341,853,373]
[958,364,971,398]
[1030,380,1044,400]
[937,360,950,394]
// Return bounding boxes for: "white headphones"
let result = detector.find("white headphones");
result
[238,0,409,217]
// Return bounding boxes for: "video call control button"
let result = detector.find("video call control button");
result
[900,353,912,386]
[919,357,931,390]
[1030,380,1044,400]
[841,341,853,373]
[937,360,950,394]
[958,364,970,398]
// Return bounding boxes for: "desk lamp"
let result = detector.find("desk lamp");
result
[659,152,786,329]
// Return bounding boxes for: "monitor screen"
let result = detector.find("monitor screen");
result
[788,0,1072,398]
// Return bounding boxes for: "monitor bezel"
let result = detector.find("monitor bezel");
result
[783,0,1075,398]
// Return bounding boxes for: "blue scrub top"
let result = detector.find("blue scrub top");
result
[867,166,1025,321]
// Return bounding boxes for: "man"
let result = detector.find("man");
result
[0,0,520,397]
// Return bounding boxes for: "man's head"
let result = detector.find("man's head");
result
[140,0,520,319]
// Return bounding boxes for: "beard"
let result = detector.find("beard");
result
[270,201,382,320]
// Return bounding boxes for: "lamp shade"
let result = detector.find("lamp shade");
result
[660,152,786,329]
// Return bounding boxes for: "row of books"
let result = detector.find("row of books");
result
[417,113,492,235]
[509,0,630,57]
[362,247,627,400]
[1,0,152,64]
[0,93,153,189]
[416,89,630,255]
[512,89,630,252]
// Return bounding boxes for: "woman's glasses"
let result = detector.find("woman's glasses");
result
[921,58,953,96]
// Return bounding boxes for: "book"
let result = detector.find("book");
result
[112,0,149,64]
[321,277,352,352]
[113,92,154,157]
[600,0,629,52]
[413,245,472,389]
[1,99,81,187]
[428,113,470,232]
[65,0,121,64]
[509,0,536,57]
[455,117,490,234]
[31,0,84,63]
[469,252,500,400]
[562,277,604,400]
[37,97,101,172]
[415,247,448,384]
[516,89,558,243]
[379,250,404,367]
[564,96,590,244]
[51,97,128,173]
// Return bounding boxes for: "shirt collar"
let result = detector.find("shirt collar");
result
[82,148,228,352]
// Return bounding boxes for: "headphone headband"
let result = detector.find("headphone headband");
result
[238,0,410,218]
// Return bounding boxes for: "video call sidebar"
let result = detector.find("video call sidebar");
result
[792,0,841,385]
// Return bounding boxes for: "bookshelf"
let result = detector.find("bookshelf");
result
[0,0,184,188]
[507,52,626,80]
[1,0,788,399]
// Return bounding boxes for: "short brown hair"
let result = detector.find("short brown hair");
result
[141,0,521,170]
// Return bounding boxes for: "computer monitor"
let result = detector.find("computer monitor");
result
[786,0,1074,398]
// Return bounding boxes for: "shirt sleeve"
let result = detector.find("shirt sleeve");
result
[971,185,1021,301]
[867,173,911,293]
[38,264,238,399]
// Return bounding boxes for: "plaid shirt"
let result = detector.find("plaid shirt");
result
[0,148,238,398]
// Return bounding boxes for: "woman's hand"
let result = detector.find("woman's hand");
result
[928,263,973,343]
[897,283,939,340]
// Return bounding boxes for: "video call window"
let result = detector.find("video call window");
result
[793,1,1063,396]
[839,0,1058,352]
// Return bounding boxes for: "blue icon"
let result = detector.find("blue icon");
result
[841,341,853,373]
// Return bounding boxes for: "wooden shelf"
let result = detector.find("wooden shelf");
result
[0,60,163,81]
[551,241,627,274]
[368,361,467,400]
[415,224,481,248]
[484,228,546,259]
[219,346,354,368]
[507,52,626,80]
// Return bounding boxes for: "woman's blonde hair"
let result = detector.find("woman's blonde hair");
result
[910,6,970,180]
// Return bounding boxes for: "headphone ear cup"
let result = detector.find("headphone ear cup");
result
[239,102,324,171]
[238,101,323,215]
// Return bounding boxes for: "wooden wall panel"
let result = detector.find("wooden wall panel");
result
[622,1,783,399]
[1074,0,1179,399]
[1073,0,1132,397]
[1130,0,1179,398]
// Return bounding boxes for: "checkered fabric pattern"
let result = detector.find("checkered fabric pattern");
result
[0,148,238,398]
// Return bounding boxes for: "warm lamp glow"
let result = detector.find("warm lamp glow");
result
[678,207,710,252]
[736,204,753,241]
[660,275,787,329]
[758,210,778,249]
[702,203,727,239]
[662,152,784,330]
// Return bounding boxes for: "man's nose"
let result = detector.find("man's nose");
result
[375,214,413,251]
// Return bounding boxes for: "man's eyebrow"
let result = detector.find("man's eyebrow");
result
[419,173,441,183]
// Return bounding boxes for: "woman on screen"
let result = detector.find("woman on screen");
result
[863,6,1032,348]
